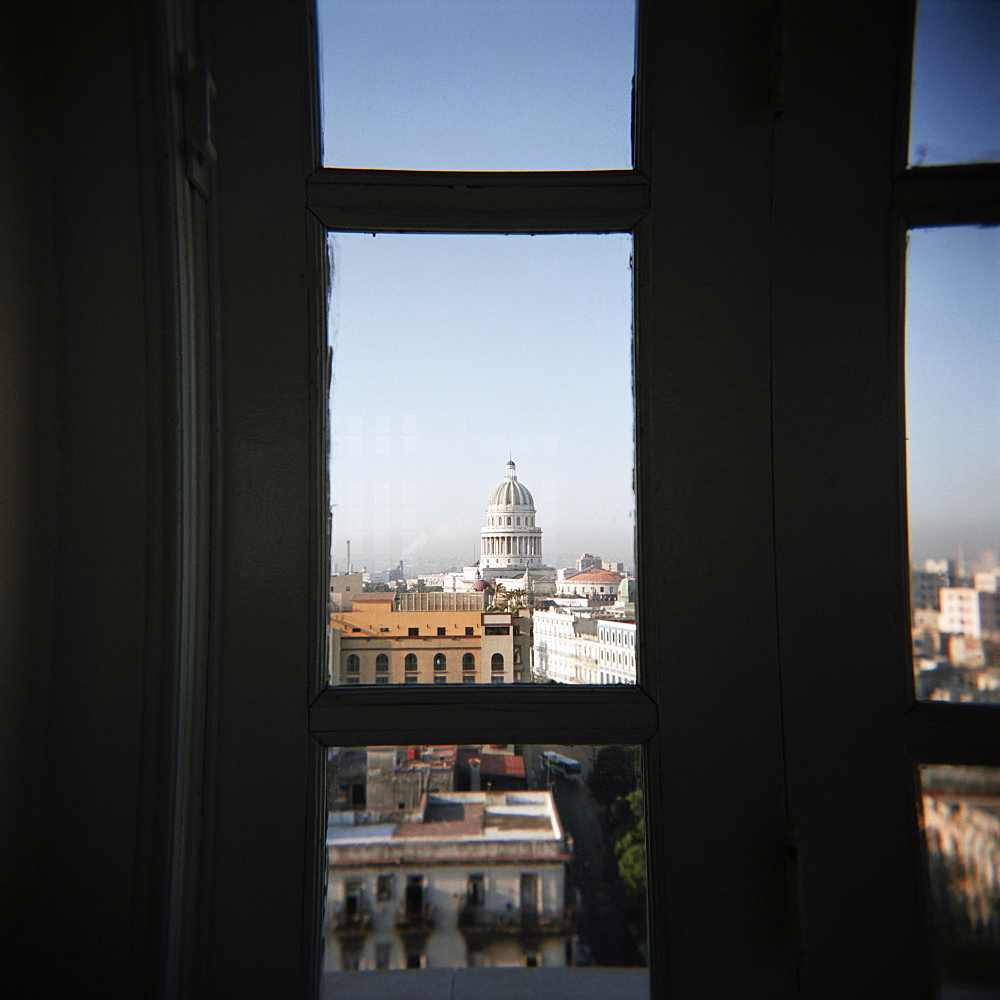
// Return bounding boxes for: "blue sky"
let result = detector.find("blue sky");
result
[318,0,998,572]
[319,0,637,571]
[318,0,635,171]
[327,232,635,570]
[906,225,999,564]
[909,0,1000,165]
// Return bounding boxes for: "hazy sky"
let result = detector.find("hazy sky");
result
[318,0,998,571]
[906,0,999,564]
[905,225,999,564]
[327,232,635,570]
[319,0,637,571]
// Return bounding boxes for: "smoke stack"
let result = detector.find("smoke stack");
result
[346,540,351,573]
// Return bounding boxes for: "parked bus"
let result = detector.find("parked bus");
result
[541,751,582,780]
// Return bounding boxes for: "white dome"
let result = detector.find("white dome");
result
[487,460,535,510]
[480,459,543,571]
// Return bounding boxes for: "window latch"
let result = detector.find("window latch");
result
[184,64,216,197]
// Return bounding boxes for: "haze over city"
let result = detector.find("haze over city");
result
[319,0,998,574]
[328,233,636,572]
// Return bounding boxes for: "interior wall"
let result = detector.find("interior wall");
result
[1,2,160,991]
[0,3,57,976]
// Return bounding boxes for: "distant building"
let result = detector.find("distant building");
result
[555,568,626,602]
[597,619,637,684]
[911,568,949,611]
[330,572,364,611]
[575,553,625,573]
[481,460,543,575]
[533,609,637,684]
[324,791,575,972]
[328,747,458,817]
[532,610,601,684]
[397,591,485,613]
[330,593,531,685]
[939,588,1000,640]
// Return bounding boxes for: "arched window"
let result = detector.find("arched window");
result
[433,653,446,671]
[375,654,389,673]
[491,653,504,673]
[507,516,511,525]
[404,653,417,672]
[462,653,475,672]
[346,654,360,673]
[516,516,521,525]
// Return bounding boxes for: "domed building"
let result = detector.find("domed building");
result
[480,460,543,574]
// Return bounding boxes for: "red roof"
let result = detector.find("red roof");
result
[565,570,624,582]
[480,753,526,778]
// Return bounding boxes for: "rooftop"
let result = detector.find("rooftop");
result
[327,791,569,865]
[564,569,625,583]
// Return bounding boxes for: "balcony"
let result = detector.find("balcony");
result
[458,903,575,943]
[395,903,436,936]
[332,904,372,938]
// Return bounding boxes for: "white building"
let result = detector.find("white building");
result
[532,610,601,684]
[324,791,574,973]
[939,588,1000,639]
[533,609,637,684]
[480,460,543,574]
[555,568,626,601]
[597,619,637,685]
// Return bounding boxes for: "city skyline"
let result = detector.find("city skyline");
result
[328,233,636,571]
[320,0,997,573]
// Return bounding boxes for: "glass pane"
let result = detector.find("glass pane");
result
[316,0,636,170]
[907,226,1000,704]
[919,766,1000,992]
[322,744,648,997]
[909,0,1000,166]
[328,234,636,687]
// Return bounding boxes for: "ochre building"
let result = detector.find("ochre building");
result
[330,593,531,685]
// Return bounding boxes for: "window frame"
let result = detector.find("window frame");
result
[194,0,1000,997]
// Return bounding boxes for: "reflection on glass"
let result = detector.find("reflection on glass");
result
[919,766,1000,990]
[316,0,636,171]
[322,744,647,992]
[909,0,1000,166]
[907,226,1000,704]
[327,234,636,686]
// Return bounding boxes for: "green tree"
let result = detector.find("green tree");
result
[589,745,640,807]
[612,788,647,932]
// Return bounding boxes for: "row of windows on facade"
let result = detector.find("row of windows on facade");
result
[598,629,635,646]
[487,515,534,526]
[600,650,633,664]
[343,676,508,685]
[359,872,489,906]
[345,653,507,672]
[350,626,516,637]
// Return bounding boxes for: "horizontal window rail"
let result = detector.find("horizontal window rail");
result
[306,168,650,234]
[309,683,658,746]
[906,701,1000,766]
[893,163,1000,226]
